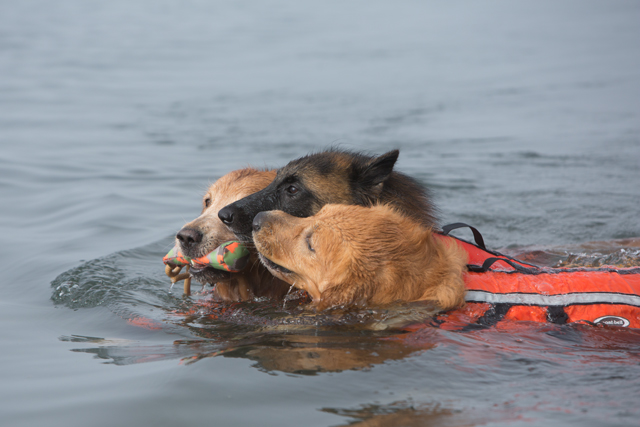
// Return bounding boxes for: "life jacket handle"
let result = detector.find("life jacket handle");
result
[468,257,538,273]
[441,223,487,251]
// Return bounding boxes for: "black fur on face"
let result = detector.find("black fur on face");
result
[218,149,436,240]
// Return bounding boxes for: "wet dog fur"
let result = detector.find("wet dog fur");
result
[176,168,290,301]
[252,204,468,311]
[218,149,437,241]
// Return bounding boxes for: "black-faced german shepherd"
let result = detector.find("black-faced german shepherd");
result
[218,149,437,241]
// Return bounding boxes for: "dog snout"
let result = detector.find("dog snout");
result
[176,227,203,248]
[218,205,235,226]
[252,212,269,233]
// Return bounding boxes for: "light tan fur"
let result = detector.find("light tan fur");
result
[180,168,290,301]
[253,204,468,311]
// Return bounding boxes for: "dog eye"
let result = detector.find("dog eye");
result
[286,185,299,195]
[204,198,212,208]
[306,233,315,252]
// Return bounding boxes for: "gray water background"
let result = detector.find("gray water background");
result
[1,1,639,426]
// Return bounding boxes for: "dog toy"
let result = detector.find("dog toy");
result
[163,241,251,295]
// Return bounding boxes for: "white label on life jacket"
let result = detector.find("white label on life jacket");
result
[594,316,630,327]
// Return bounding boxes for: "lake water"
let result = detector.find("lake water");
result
[1,1,639,426]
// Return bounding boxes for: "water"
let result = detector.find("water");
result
[1,1,639,426]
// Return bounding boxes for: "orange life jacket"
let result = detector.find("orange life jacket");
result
[432,224,640,330]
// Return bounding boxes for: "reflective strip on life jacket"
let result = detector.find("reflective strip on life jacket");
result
[432,223,640,329]
[465,290,640,307]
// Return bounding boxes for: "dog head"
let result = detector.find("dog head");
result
[251,204,421,309]
[176,168,276,285]
[217,149,432,241]
[252,203,466,311]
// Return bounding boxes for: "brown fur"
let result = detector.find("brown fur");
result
[252,204,468,311]
[177,168,290,301]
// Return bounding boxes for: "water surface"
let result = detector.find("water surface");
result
[1,1,639,426]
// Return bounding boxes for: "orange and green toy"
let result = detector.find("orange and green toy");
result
[163,246,192,267]
[163,241,251,295]
[163,241,250,272]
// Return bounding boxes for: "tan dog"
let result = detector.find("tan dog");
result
[176,168,290,301]
[252,204,468,311]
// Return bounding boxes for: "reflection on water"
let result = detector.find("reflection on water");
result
[58,306,640,425]
[63,333,425,373]
[322,400,485,427]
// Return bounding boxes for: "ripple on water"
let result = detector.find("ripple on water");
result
[506,238,640,268]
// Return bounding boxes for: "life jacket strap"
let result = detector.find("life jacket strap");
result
[441,223,487,250]
[468,257,538,273]
[547,306,568,324]
[473,302,511,327]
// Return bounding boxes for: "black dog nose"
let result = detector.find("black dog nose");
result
[218,206,235,225]
[176,227,203,246]
[252,212,268,233]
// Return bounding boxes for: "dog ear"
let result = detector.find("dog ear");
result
[360,150,399,188]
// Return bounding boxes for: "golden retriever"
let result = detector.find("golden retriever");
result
[252,203,467,311]
[176,168,290,301]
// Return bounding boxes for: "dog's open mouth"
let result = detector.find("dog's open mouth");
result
[259,253,294,275]
[189,265,232,283]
